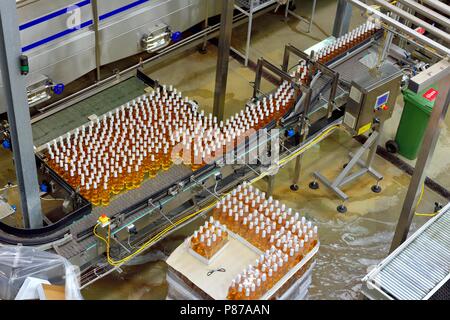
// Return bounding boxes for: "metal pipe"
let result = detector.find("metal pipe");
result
[371,0,450,44]
[91,0,101,81]
[253,59,264,98]
[395,0,450,29]
[333,0,353,37]
[420,0,450,16]
[213,0,235,121]
[380,1,403,63]
[382,23,444,59]
[347,0,450,56]
[0,0,43,228]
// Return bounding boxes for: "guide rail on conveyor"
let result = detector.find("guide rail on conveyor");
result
[362,202,450,300]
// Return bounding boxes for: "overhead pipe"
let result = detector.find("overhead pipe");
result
[347,0,450,56]
[371,0,450,44]
[420,0,450,16]
[395,0,450,29]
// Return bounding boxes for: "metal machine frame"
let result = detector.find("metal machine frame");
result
[339,0,450,249]
[279,44,340,193]
[0,0,43,228]
[312,130,383,213]
[311,65,403,212]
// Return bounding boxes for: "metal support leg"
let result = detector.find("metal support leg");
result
[332,0,352,37]
[213,0,235,121]
[267,175,275,197]
[309,0,317,33]
[244,3,253,66]
[92,0,101,81]
[312,131,383,203]
[285,0,316,33]
[327,72,339,118]
[201,0,210,53]
[390,70,450,252]
[290,154,303,191]
[380,3,403,64]
[0,0,43,228]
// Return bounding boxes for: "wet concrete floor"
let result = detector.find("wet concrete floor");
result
[1,0,448,300]
[82,1,448,300]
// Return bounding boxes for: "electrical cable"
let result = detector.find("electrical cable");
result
[414,182,441,217]
[93,124,341,267]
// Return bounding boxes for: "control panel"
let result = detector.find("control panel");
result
[343,62,402,136]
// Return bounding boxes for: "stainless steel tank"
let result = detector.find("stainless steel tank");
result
[0,0,219,113]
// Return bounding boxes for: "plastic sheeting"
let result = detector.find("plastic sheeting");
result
[0,246,82,300]
[166,262,315,300]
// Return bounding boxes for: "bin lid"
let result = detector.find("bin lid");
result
[403,85,438,114]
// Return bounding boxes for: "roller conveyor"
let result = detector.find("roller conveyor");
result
[362,203,450,300]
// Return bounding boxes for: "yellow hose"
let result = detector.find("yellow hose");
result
[414,183,439,217]
[93,124,342,267]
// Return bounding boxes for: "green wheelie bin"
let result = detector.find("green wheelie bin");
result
[393,86,438,160]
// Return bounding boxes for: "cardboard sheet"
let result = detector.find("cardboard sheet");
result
[166,238,260,300]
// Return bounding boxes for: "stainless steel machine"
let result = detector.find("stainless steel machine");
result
[311,61,403,212]
[1,0,221,112]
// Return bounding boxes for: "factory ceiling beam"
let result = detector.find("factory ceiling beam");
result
[371,0,450,44]
[213,0,235,121]
[390,59,450,252]
[0,0,43,228]
[395,0,450,29]
[347,0,450,56]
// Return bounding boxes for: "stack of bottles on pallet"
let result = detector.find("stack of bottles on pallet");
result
[227,244,315,300]
[190,217,229,260]
[45,83,296,206]
[291,21,380,84]
[219,183,319,300]
[213,183,318,253]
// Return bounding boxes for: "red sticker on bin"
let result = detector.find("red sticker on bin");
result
[415,27,426,35]
[423,88,438,101]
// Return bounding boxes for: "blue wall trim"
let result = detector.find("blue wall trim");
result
[99,0,149,20]
[22,20,93,52]
[19,0,91,31]
[20,0,152,52]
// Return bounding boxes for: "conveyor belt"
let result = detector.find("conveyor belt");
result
[363,203,450,300]
[308,39,386,116]
[57,164,193,261]
[31,77,148,147]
